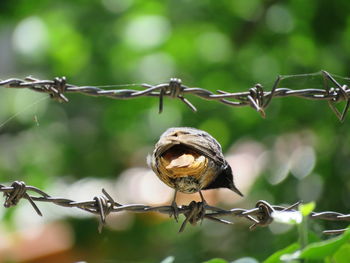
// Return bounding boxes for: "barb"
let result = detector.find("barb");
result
[0,181,349,234]
[1,71,350,121]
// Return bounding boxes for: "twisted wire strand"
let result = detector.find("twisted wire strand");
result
[1,71,350,121]
[1,71,349,232]
[0,181,348,234]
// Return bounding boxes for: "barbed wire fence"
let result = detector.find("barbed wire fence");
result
[0,71,349,234]
[0,180,349,234]
[0,70,349,121]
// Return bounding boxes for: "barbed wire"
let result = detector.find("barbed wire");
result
[1,181,348,234]
[1,72,349,234]
[0,71,350,121]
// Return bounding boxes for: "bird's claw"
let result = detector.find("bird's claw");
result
[179,201,206,232]
[171,200,180,222]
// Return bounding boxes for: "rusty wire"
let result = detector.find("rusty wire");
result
[1,71,350,121]
[0,181,349,234]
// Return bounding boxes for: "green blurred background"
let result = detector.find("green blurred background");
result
[0,0,350,262]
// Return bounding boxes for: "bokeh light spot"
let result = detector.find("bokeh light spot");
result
[290,146,316,179]
[115,168,173,204]
[297,174,323,202]
[230,0,262,21]
[197,31,233,63]
[266,5,294,33]
[135,52,175,82]
[232,257,259,263]
[124,15,171,50]
[12,16,48,58]
[101,0,133,13]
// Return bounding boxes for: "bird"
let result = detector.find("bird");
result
[149,127,243,216]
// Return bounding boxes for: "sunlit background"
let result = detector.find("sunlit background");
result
[0,0,350,262]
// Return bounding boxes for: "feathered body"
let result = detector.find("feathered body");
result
[150,127,243,196]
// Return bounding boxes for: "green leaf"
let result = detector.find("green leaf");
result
[203,259,228,263]
[299,202,316,217]
[331,243,350,263]
[263,243,300,263]
[299,228,350,259]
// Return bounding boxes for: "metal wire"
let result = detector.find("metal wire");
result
[1,71,350,121]
[0,71,349,233]
[0,181,348,234]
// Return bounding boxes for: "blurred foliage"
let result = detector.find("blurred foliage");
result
[0,0,350,262]
[264,228,350,263]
